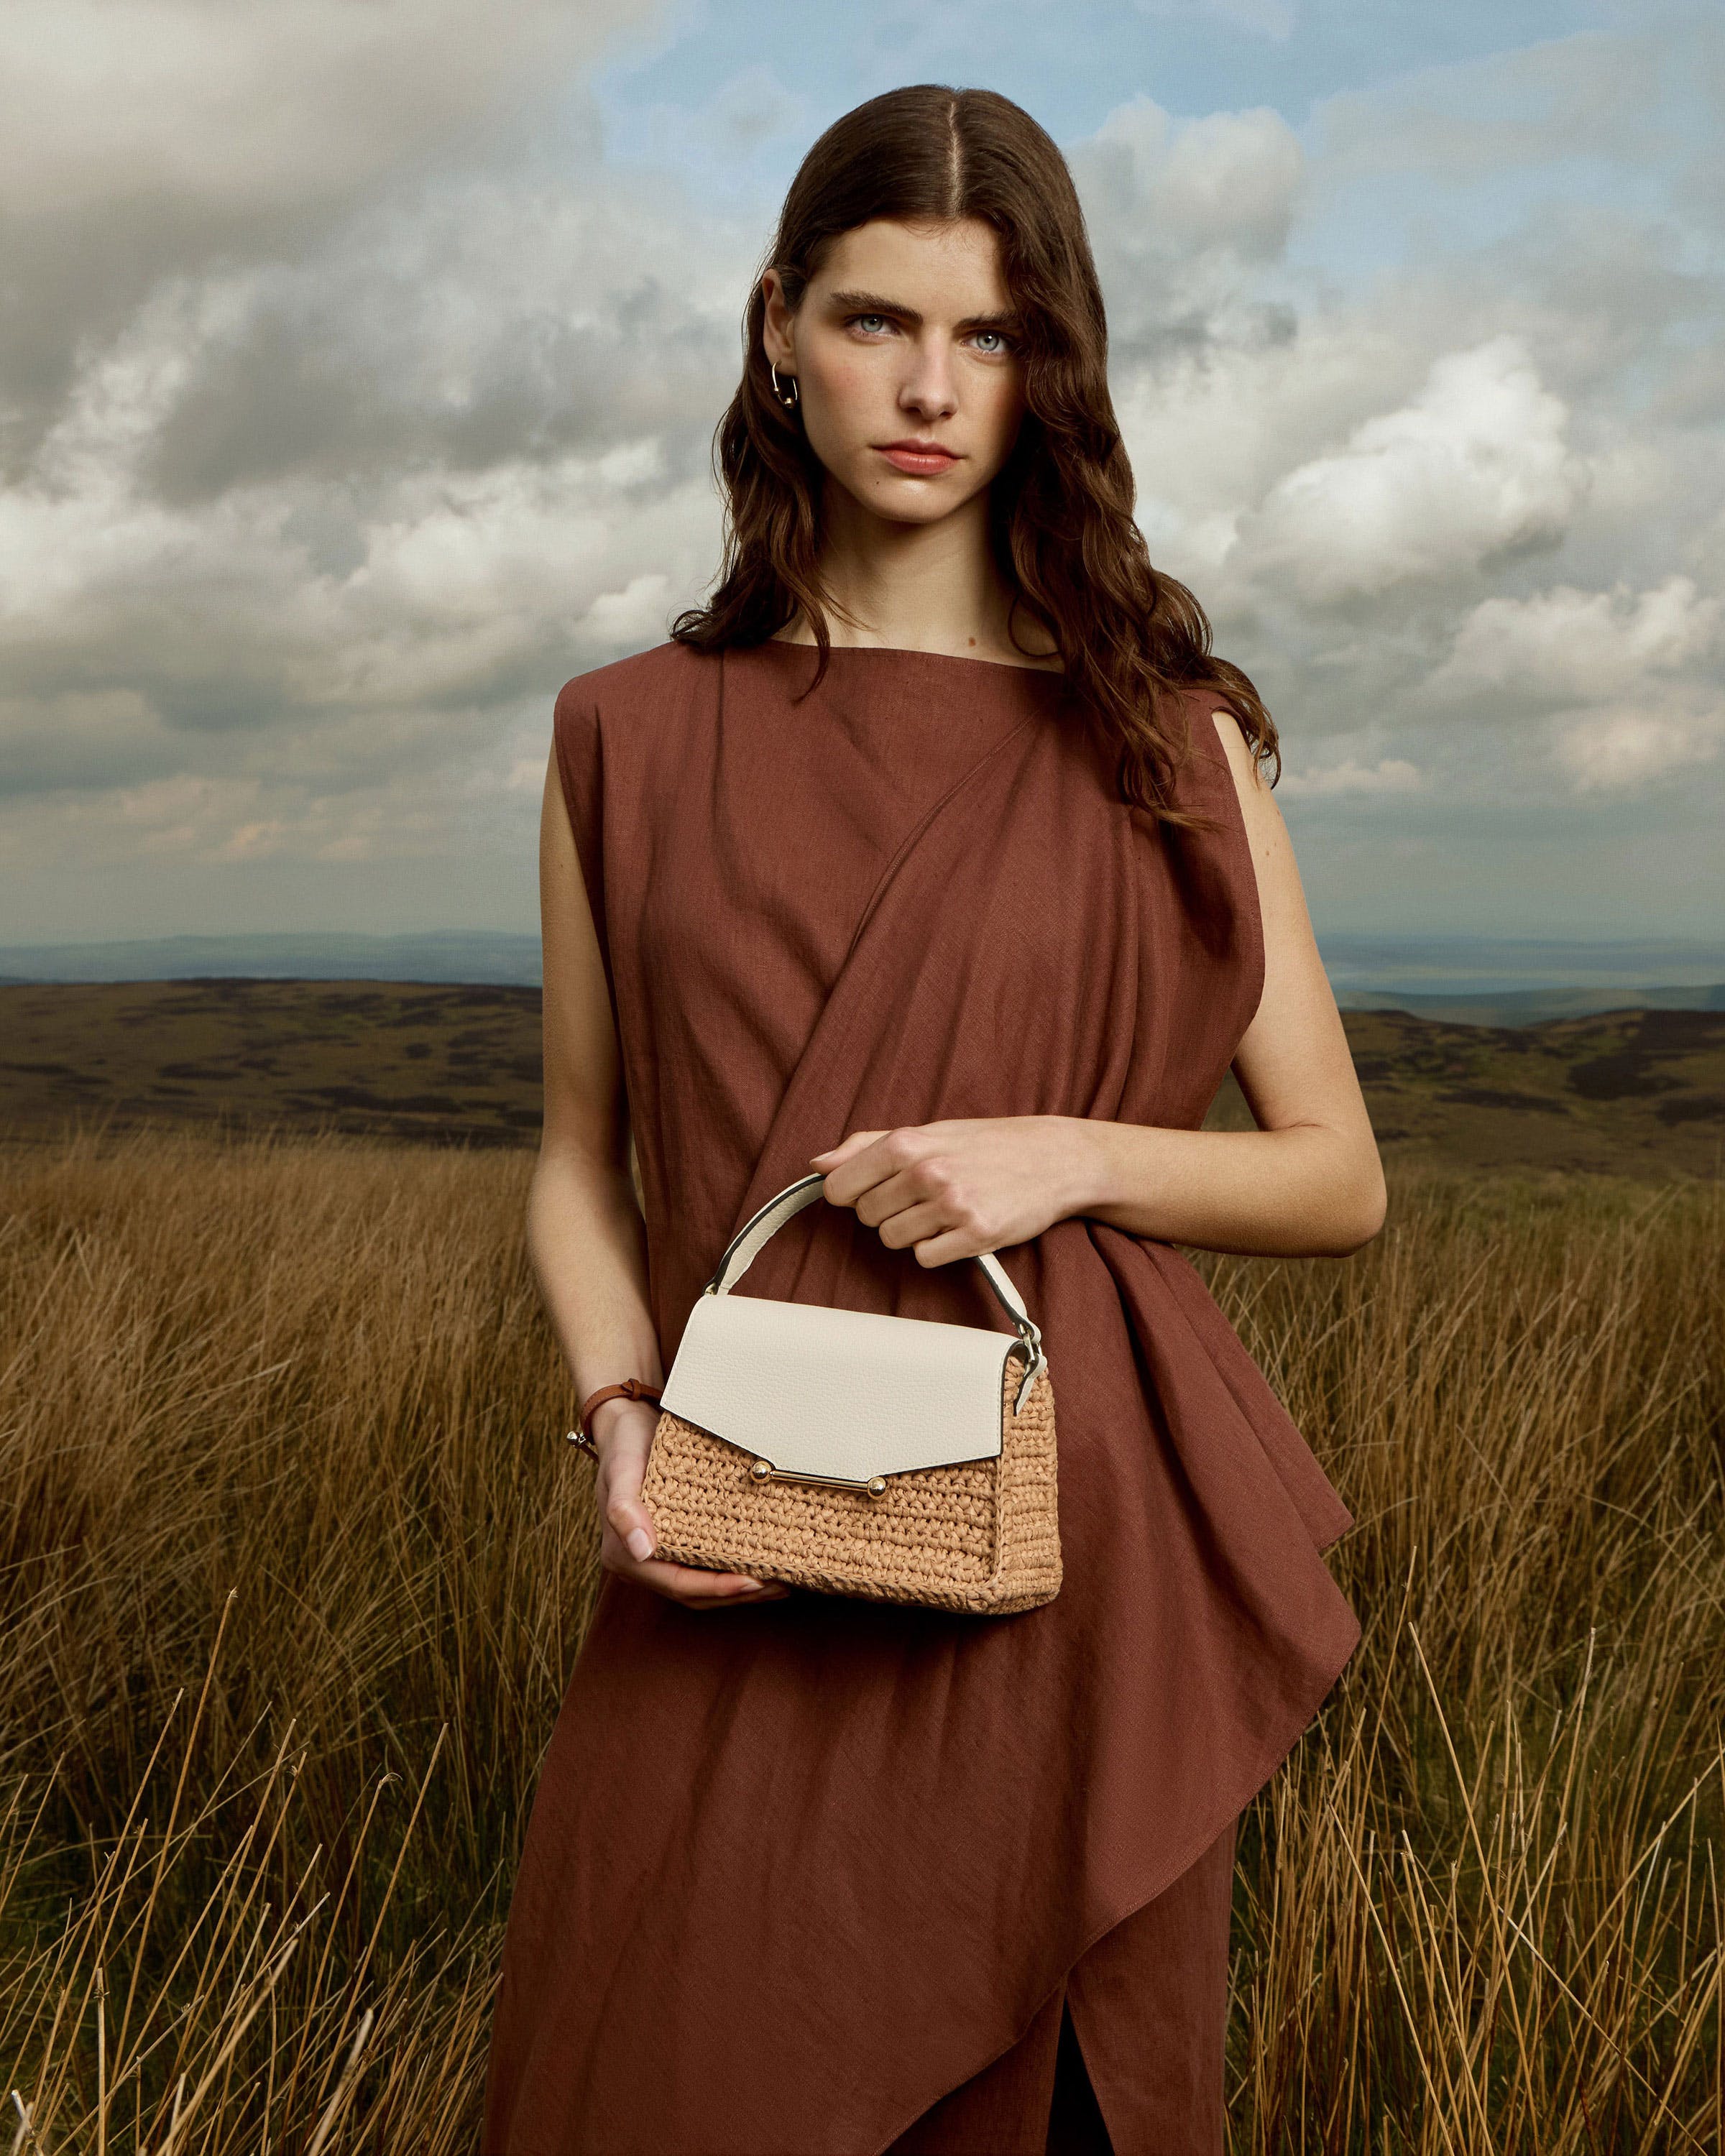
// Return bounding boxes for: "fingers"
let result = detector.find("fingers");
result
[809,1128,895,1200]
[862,1190,951,1246]
[599,1525,790,1608]
[818,1131,969,1235]
[600,1443,658,1565]
[809,1128,890,1176]
[590,1406,788,1608]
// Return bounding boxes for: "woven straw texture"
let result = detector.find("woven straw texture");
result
[640,1356,1060,1613]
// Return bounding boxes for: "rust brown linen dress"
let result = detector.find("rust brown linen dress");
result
[482,638,1361,2156]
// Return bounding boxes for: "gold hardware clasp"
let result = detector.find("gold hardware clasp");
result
[748,1458,890,1498]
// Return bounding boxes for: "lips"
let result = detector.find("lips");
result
[878,443,958,476]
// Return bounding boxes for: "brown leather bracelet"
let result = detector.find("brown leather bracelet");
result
[566,1378,664,1460]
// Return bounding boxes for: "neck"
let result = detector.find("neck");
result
[778,484,1059,668]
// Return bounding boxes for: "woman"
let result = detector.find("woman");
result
[483,83,1377,2156]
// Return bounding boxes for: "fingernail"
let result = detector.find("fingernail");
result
[627,1528,653,1561]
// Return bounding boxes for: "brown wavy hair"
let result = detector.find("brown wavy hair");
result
[669,82,1280,823]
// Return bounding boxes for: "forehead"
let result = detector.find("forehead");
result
[810,218,1008,309]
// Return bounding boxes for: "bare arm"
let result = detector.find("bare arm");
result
[812,710,1386,1262]
[1059,709,1387,1256]
[533,747,784,1605]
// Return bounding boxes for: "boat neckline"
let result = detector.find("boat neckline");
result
[757,638,1066,680]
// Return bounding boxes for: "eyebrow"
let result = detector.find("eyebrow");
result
[825,287,1021,334]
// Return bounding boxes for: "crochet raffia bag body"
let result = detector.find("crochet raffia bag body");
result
[639,1173,1061,1614]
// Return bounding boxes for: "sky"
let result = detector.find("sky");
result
[1,0,1721,946]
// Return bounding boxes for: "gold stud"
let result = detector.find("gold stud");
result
[866,1476,887,1499]
[750,1460,772,1482]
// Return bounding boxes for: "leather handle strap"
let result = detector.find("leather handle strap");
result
[704,1172,1043,1356]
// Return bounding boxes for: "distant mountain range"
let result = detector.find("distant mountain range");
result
[1317,933,1725,1026]
[1336,983,1725,1024]
[4,980,1720,1177]
[0,932,543,987]
[2,929,1721,1030]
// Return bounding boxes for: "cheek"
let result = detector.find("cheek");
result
[975,377,1027,463]
[807,352,874,416]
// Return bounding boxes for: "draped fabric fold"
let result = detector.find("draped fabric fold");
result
[483,640,1361,2156]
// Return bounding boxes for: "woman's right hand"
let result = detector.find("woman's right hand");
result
[589,1398,790,1609]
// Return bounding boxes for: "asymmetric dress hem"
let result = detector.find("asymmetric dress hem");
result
[872,1663,1335,2150]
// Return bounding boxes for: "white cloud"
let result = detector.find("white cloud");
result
[0,0,645,219]
[1071,95,1305,356]
[1429,576,1721,705]
[581,573,677,643]
[1083,98,1305,264]
[1225,336,1590,602]
[1417,575,1725,795]
[0,86,757,826]
[1309,32,1662,191]
[1119,313,1421,568]
[0,442,718,754]
[1279,757,1424,798]
[1564,704,1725,792]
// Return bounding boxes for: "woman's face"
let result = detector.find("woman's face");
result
[761,216,1030,528]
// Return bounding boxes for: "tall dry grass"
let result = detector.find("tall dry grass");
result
[0,1132,1718,2151]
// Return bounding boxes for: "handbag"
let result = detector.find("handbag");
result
[638,1172,1061,1613]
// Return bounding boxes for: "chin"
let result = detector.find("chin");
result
[871,466,973,506]
[875,495,961,529]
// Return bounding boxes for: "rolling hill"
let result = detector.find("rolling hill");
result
[2,980,1720,1179]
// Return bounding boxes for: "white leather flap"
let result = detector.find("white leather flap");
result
[659,1291,1014,1482]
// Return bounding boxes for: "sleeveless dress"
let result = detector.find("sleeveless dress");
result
[482,639,1361,2155]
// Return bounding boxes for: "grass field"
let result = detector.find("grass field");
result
[1,1130,1719,2151]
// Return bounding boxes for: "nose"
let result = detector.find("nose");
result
[897,334,957,423]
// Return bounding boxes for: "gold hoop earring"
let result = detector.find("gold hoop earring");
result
[769,361,800,410]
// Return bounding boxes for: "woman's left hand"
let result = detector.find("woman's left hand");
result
[809,1117,1090,1266]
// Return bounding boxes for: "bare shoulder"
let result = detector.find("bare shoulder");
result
[1207,706,1278,815]
[1204,704,1292,893]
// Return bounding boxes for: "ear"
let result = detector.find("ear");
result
[760,268,794,367]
